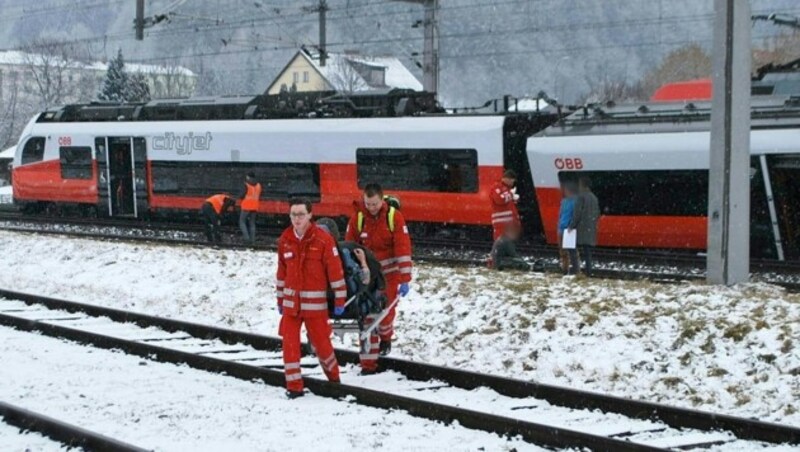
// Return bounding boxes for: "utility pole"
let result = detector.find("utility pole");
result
[135,0,144,41]
[707,0,751,285]
[392,0,439,94]
[304,0,329,66]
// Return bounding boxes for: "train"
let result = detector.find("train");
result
[11,91,558,237]
[527,96,800,260]
[10,90,800,259]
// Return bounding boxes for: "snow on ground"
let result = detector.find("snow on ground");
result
[0,325,538,451]
[0,420,63,451]
[0,230,797,427]
[0,185,12,205]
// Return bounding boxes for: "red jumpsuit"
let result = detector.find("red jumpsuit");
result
[490,181,520,240]
[276,224,346,393]
[345,202,412,371]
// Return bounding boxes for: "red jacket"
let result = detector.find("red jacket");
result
[276,224,346,318]
[489,181,519,228]
[345,202,413,283]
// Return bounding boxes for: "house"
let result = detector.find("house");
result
[266,47,422,95]
[0,50,196,102]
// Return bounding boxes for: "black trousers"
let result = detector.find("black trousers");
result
[201,203,222,244]
[568,245,594,276]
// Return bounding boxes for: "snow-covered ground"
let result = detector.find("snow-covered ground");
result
[0,325,538,451]
[0,230,797,428]
[0,420,63,452]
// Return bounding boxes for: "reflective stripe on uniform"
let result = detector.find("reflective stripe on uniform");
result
[399,268,412,274]
[282,300,295,308]
[394,255,412,263]
[283,288,295,296]
[285,373,302,381]
[379,258,396,266]
[300,303,327,311]
[383,266,399,275]
[285,362,301,370]
[276,280,284,287]
[360,353,379,360]
[330,279,346,288]
[334,290,347,298]
[299,290,327,298]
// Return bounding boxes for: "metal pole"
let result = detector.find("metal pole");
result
[135,0,144,41]
[391,0,439,94]
[707,0,751,284]
[319,0,328,67]
[423,0,439,94]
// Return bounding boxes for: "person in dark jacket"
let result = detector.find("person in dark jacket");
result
[567,177,600,276]
[490,222,530,271]
[201,194,236,244]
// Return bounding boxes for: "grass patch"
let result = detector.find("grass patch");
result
[707,367,729,377]
[723,322,752,342]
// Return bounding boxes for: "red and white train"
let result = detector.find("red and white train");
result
[527,96,800,260]
[11,95,555,235]
[11,93,800,259]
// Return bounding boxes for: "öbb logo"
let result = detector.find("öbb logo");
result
[152,132,213,155]
[554,158,583,170]
[58,136,72,146]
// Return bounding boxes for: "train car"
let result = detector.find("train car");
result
[12,93,558,237]
[527,96,800,260]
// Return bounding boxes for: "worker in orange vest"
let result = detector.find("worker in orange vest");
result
[345,183,412,369]
[489,169,520,241]
[238,172,262,244]
[201,194,235,244]
[277,198,346,398]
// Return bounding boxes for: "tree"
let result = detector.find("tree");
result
[124,73,151,102]
[98,49,151,102]
[98,49,128,102]
[327,56,366,94]
[20,38,83,108]
[639,44,712,98]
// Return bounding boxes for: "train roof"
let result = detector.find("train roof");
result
[35,90,561,124]
[535,95,800,137]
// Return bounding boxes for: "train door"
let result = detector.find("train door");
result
[765,154,800,260]
[95,137,143,217]
[750,156,779,259]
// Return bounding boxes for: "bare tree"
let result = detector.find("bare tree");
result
[580,59,645,104]
[639,44,712,97]
[752,32,800,70]
[20,38,84,108]
[326,56,366,94]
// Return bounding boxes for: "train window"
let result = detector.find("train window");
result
[559,170,708,216]
[150,162,321,201]
[21,137,46,165]
[356,148,478,193]
[59,147,93,179]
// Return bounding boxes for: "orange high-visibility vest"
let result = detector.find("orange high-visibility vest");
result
[206,194,228,214]
[241,182,262,211]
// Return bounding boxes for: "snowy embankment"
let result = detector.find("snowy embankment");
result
[0,420,63,452]
[0,230,797,427]
[0,326,535,451]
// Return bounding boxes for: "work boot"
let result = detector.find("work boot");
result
[360,367,381,376]
[286,390,305,399]
[379,340,391,356]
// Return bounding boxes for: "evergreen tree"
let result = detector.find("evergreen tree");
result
[124,73,151,102]
[98,49,127,101]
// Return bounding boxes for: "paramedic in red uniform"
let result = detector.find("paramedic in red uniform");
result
[345,183,412,365]
[276,198,346,398]
[490,169,520,241]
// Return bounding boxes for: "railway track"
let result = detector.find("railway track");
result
[3,215,799,293]
[0,288,797,451]
[0,400,147,452]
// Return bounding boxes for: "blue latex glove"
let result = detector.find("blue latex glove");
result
[277,305,283,315]
[334,306,345,316]
[398,283,410,297]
